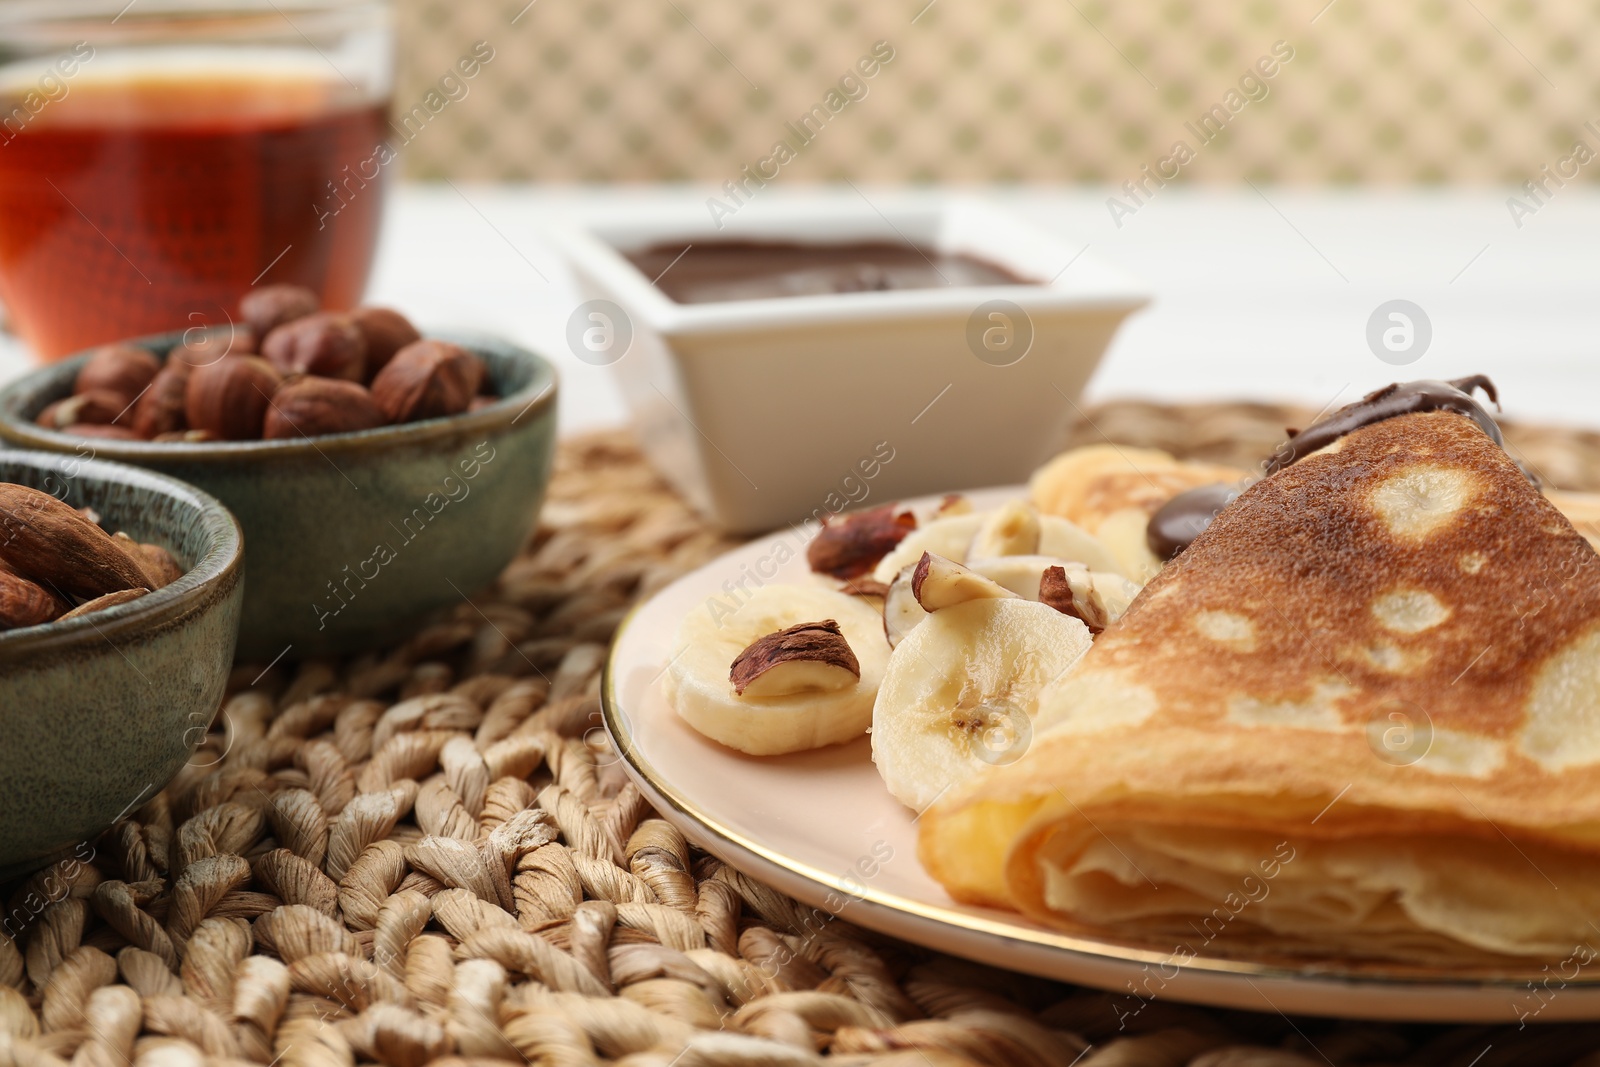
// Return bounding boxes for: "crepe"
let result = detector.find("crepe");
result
[923,410,1600,965]
[1029,445,1248,580]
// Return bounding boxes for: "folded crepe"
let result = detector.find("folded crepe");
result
[923,409,1600,965]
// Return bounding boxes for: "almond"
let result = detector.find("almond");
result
[58,587,149,621]
[113,533,183,589]
[0,485,150,601]
[0,571,64,628]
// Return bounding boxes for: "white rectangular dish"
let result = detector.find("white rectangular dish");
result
[549,199,1148,533]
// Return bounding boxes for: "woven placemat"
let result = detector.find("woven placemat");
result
[6,403,1600,1067]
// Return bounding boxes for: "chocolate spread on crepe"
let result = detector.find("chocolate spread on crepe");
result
[1146,376,1504,561]
[922,410,1600,965]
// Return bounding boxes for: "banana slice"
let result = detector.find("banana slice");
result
[871,506,1127,583]
[666,584,889,756]
[969,499,1041,558]
[871,598,1093,811]
[883,563,924,648]
[968,555,1141,621]
[872,513,984,583]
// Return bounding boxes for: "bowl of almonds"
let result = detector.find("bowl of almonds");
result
[0,449,242,878]
[0,286,558,661]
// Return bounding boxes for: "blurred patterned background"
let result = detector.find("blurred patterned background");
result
[391,0,1598,184]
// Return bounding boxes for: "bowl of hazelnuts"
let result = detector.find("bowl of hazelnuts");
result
[0,448,242,877]
[0,285,558,661]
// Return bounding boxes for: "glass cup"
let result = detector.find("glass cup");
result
[0,0,393,358]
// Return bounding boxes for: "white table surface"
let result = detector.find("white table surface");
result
[3,185,1596,433]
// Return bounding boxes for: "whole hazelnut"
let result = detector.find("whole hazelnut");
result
[350,307,421,377]
[37,390,131,430]
[263,377,387,440]
[132,364,191,439]
[185,356,282,440]
[239,284,318,339]
[261,312,367,381]
[369,340,485,424]
[75,344,159,405]
[170,324,254,369]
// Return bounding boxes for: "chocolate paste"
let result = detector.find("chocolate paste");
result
[1263,376,1502,475]
[624,240,1035,304]
[1147,375,1504,560]
[1146,483,1242,562]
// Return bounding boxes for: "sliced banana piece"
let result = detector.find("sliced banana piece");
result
[966,555,1141,625]
[966,554,1086,598]
[883,563,925,648]
[1036,515,1126,578]
[666,584,889,756]
[872,598,1092,811]
[871,506,1127,583]
[969,499,1041,558]
[872,513,984,583]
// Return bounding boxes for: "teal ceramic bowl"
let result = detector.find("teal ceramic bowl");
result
[0,449,242,880]
[0,332,558,661]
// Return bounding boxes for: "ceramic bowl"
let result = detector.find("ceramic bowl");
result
[549,198,1148,533]
[0,449,242,880]
[0,332,558,661]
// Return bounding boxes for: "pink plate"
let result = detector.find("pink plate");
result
[602,487,1600,1023]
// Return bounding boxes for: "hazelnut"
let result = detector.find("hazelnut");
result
[261,312,367,381]
[170,324,254,369]
[350,306,421,376]
[239,284,318,339]
[75,344,159,405]
[1039,564,1112,634]
[132,364,191,439]
[729,620,861,697]
[263,377,386,440]
[36,390,130,431]
[185,356,282,440]
[369,340,484,424]
[153,429,218,443]
[806,504,917,579]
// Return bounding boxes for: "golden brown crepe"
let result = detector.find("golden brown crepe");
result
[925,410,1600,965]
[1029,445,1249,580]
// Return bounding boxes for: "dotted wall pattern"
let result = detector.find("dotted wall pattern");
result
[392,0,1600,184]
